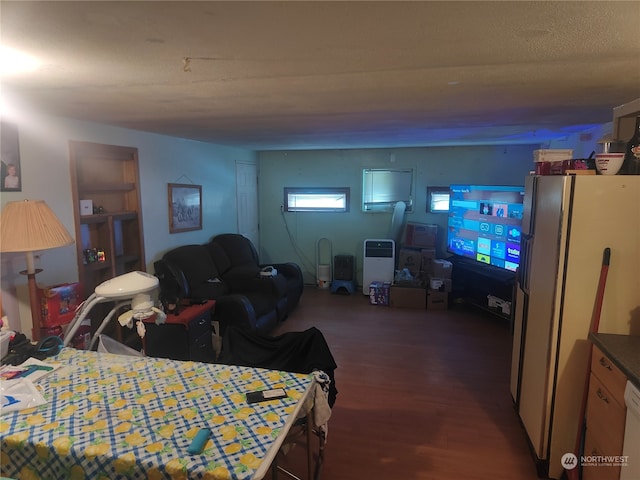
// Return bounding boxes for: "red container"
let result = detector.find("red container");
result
[549,160,567,175]
[548,159,591,175]
[535,161,552,175]
[39,283,84,327]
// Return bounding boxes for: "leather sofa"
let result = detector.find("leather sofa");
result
[154,237,303,335]
[207,233,303,320]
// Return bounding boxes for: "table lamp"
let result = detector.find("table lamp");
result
[63,270,160,348]
[0,199,74,341]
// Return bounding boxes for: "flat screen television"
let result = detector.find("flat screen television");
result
[447,184,525,272]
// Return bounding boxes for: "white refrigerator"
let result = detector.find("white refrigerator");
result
[510,174,640,479]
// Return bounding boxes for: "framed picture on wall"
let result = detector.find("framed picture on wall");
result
[1,121,22,192]
[168,183,202,233]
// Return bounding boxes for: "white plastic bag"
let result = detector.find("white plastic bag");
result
[1,379,47,414]
[97,334,143,357]
[394,268,414,283]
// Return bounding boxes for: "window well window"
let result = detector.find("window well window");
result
[362,168,413,212]
[284,187,350,212]
[427,186,450,213]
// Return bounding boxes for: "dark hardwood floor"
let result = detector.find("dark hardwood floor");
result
[272,286,541,480]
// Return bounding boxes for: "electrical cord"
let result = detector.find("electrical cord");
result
[280,208,317,282]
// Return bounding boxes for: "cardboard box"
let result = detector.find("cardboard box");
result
[390,286,426,309]
[395,278,423,289]
[427,289,449,310]
[428,276,452,293]
[397,248,422,276]
[39,283,84,327]
[369,282,391,306]
[404,222,438,248]
[431,259,453,279]
[420,248,436,273]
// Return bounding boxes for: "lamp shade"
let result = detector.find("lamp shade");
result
[0,199,74,253]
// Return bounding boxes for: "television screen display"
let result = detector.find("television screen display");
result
[447,184,525,272]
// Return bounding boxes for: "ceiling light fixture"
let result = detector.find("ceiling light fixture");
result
[0,45,40,76]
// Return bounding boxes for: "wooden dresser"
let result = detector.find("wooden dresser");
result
[583,345,628,480]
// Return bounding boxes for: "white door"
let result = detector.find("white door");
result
[236,162,259,250]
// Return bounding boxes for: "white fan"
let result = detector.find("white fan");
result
[388,200,407,247]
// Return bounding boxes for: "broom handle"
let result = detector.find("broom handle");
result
[568,247,611,480]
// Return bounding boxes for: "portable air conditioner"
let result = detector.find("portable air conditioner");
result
[362,239,395,294]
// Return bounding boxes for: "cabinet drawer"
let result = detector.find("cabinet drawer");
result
[591,345,627,403]
[583,429,622,480]
[190,331,215,363]
[187,312,211,341]
[586,372,626,454]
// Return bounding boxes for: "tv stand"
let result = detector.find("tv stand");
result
[449,256,515,320]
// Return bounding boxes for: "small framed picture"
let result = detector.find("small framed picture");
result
[1,122,22,192]
[168,183,202,233]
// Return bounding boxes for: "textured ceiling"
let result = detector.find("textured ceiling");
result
[1,1,639,150]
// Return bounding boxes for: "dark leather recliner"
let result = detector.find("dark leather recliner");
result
[207,234,304,320]
[154,244,279,335]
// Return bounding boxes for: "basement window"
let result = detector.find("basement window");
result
[362,168,414,212]
[427,186,450,213]
[284,187,350,212]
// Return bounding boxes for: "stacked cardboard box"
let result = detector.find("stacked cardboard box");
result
[391,222,438,309]
[383,222,457,310]
[425,258,452,310]
[428,259,453,292]
[397,222,438,277]
[404,222,438,249]
[390,285,426,309]
[427,289,449,310]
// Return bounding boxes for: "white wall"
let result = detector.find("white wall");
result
[1,109,255,332]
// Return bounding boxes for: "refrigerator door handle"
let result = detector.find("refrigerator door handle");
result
[518,233,533,294]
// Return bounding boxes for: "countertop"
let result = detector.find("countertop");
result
[589,333,640,390]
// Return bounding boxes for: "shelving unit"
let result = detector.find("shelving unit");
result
[449,256,515,321]
[69,141,146,337]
